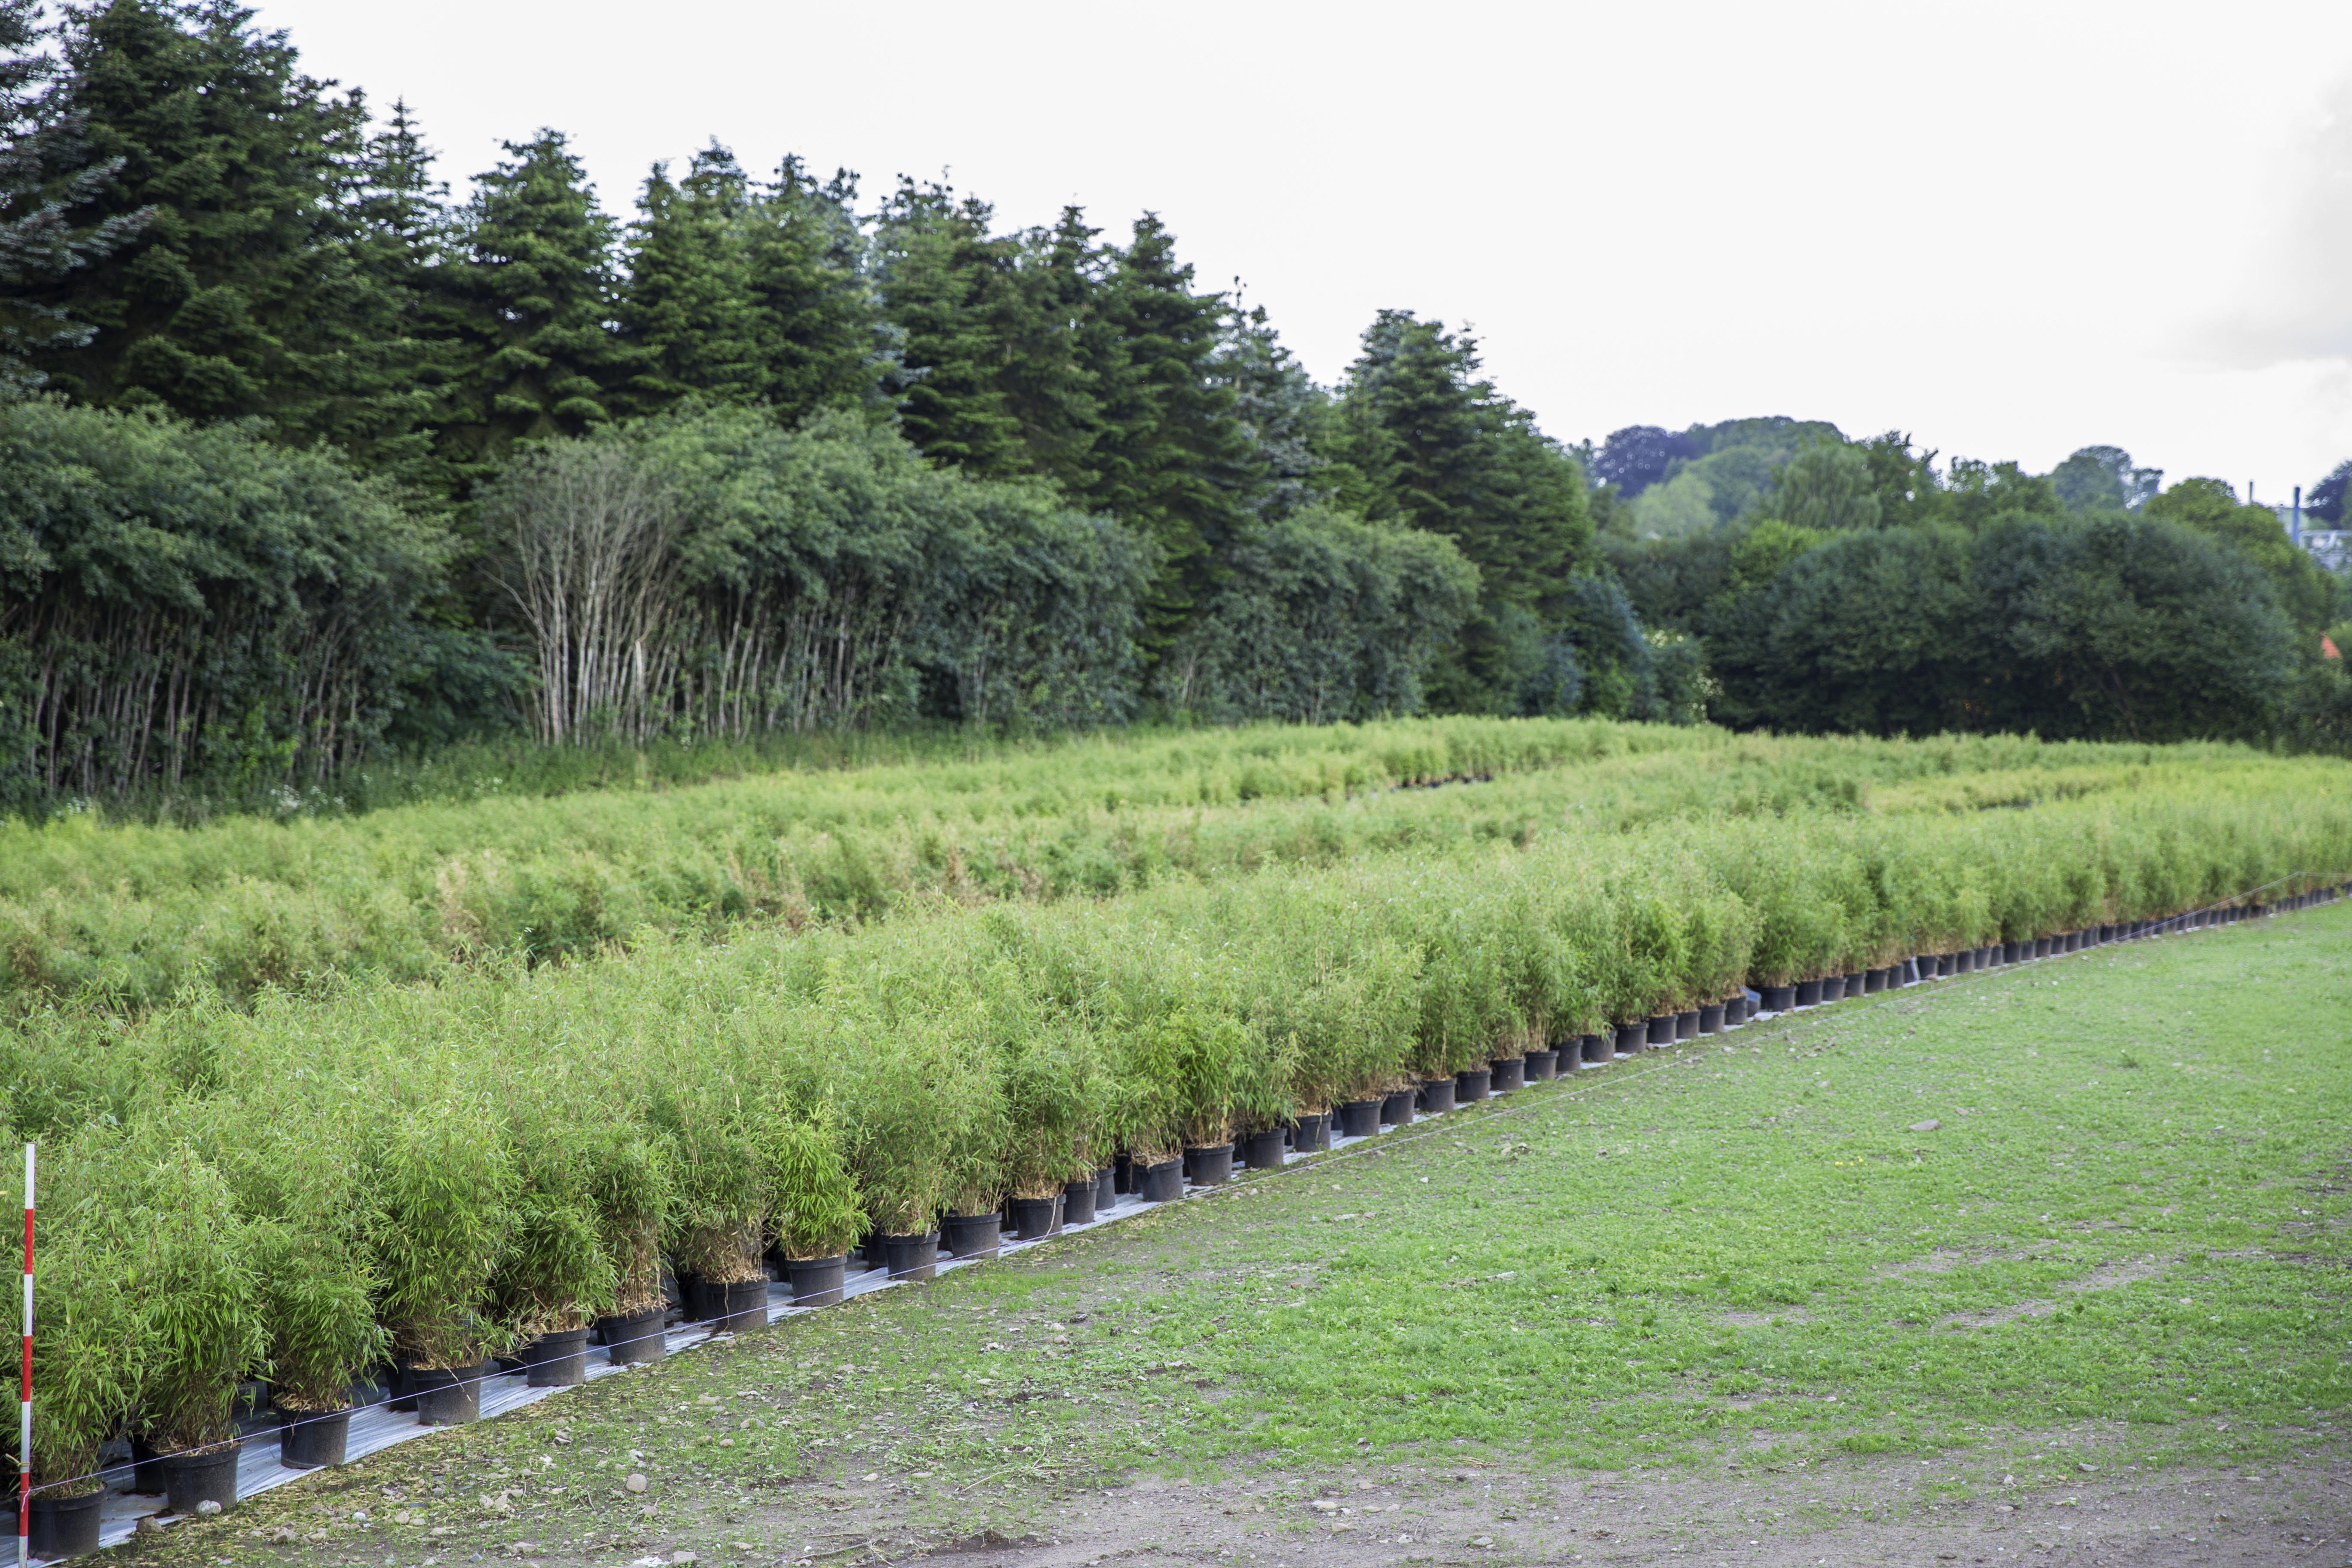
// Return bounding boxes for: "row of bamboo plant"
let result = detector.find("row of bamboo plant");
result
[6,769,2351,1502]
[3,719,2309,1010]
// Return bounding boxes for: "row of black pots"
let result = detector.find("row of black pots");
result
[86,882,2352,1557]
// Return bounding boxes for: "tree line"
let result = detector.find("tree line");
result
[0,0,2342,813]
[1598,426,2352,750]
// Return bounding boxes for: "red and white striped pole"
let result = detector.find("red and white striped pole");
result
[18,1143,30,1568]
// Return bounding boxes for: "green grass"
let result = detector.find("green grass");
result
[135,896,2350,1566]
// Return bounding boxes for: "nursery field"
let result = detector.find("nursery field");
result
[117,898,2352,1568]
[0,717,2322,1009]
[9,718,2352,1557]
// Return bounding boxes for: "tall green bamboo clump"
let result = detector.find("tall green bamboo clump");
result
[4,772,2350,1485]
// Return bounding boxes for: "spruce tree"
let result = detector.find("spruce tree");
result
[325,95,451,484]
[741,156,891,423]
[434,129,639,481]
[992,206,1104,491]
[619,141,761,413]
[0,0,150,394]
[873,178,1027,476]
[22,0,386,437]
[1334,309,1588,607]
[1332,309,1593,711]
[1081,212,1251,645]
[1213,301,1329,519]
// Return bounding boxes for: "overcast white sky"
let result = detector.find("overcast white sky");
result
[258,0,2352,500]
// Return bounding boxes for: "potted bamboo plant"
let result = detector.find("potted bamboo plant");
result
[494,1112,620,1387]
[762,1109,864,1307]
[996,1027,1102,1238]
[134,1143,268,1516]
[221,1119,388,1470]
[653,1091,771,1332]
[371,1107,516,1427]
[845,1022,990,1281]
[580,1122,674,1365]
[25,1167,141,1559]
[254,1221,387,1468]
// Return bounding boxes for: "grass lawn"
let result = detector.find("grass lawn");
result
[133,902,2351,1567]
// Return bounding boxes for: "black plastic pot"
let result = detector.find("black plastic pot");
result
[1455,1066,1491,1102]
[1579,1032,1608,1064]
[1825,975,1850,1002]
[130,1433,165,1494]
[717,1278,768,1331]
[882,1231,940,1282]
[1238,1127,1285,1169]
[943,1211,1004,1258]
[1525,1048,1559,1080]
[1673,1010,1698,1040]
[786,1254,848,1307]
[1763,985,1795,1012]
[29,1488,103,1557]
[1794,979,1822,1008]
[2000,941,2020,963]
[277,1406,352,1469]
[1844,972,1866,996]
[1187,1143,1235,1186]
[1491,1056,1525,1093]
[597,1305,668,1365]
[1698,1004,1725,1034]
[1614,1022,1645,1055]
[384,1360,419,1413]
[1065,1176,1099,1226]
[680,1274,729,1324]
[412,1365,484,1427]
[1096,1165,1116,1212]
[1640,1014,1670,1045]
[1136,1158,1183,1202]
[1335,1099,1382,1137]
[1009,1194,1063,1240]
[1381,1089,1417,1126]
[1957,949,1978,975]
[522,1326,591,1387]
[1419,1077,1457,1114]
[162,1437,243,1512]
[162,1437,244,1512]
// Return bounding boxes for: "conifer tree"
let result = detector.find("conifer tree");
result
[872,178,1027,476]
[1213,301,1328,518]
[327,96,451,483]
[1080,213,1252,646]
[434,129,639,481]
[1333,309,1589,606]
[0,0,150,395]
[21,0,383,439]
[619,141,762,412]
[991,206,1104,491]
[1332,309,1593,711]
[740,156,891,423]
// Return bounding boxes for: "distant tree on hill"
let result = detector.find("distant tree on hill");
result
[1592,424,1694,498]
[2049,445,2161,512]
[2309,459,2352,526]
